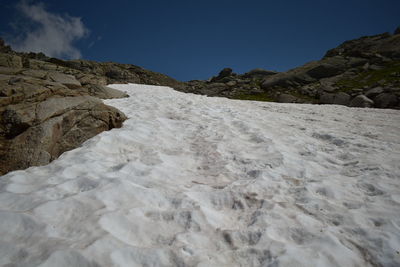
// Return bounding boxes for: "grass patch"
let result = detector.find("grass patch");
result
[232,92,275,102]
[335,60,400,92]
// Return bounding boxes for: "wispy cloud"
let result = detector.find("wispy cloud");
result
[9,1,89,59]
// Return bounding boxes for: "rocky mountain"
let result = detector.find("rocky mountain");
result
[1,28,399,175]
[188,29,400,109]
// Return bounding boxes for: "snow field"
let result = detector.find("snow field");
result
[0,83,400,266]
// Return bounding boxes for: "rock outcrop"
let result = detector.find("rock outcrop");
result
[184,28,400,109]
[0,41,128,175]
[258,30,400,108]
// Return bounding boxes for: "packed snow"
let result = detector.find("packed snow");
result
[1,83,400,267]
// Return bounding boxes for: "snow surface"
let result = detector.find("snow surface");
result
[1,83,400,267]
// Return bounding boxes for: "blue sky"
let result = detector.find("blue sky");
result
[1,0,399,81]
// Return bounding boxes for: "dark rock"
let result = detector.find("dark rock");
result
[365,87,384,98]
[333,92,351,105]
[218,76,235,83]
[218,68,233,78]
[319,91,351,106]
[244,68,278,78]
[278,94,297,103]
[373,93,398,108]
[395,27,400,35]
[320,93,336,104]
[306,64,342,79]
[261,72,314,89]
[0,39,12,53]
[349,95,374,108]
[210,68,234,82]
[348,57,368,67]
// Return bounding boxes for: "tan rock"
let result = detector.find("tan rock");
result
[0,96,126,175]
[28,59,58,70]
[0,53,22,68]
[85,84,129,99]
[47,71,82,89]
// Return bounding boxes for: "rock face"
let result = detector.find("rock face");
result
[0,41,128,175]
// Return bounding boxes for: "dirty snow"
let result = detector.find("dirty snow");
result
[1,83,400,266]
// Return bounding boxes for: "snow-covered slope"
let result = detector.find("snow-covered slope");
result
[1,84,400,267]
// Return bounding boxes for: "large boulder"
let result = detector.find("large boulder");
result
[210,68,234,82]
[218,68,233,78]
[278,94,297,103]
[261,73,306,89]
[349,95,374,108]
[306,63,343,79]
[319,93,336,104]
[244,68,278,78]
[1,96,126,174]
[0,71,127,175]
[333,92,351,105]
[319,92,350,106]
[373,93,398,108]
[365,87,384,98]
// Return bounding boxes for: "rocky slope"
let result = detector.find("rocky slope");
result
[188,29,400,109]
[0,41,129,175]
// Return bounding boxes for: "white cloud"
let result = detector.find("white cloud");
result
[9,1,89,59]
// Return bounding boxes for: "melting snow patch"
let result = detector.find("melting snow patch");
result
[1,83,400,266]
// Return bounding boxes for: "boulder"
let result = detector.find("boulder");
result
[210,68,234,82]
[261,74,293,89]
[226,81,237,86]
[348,57,368,67]
[306,64,342,79]
[218,68,233,78]
[320,92,351,106]
[0,72,127,175]
[1,96,126,174]
[319,93,336,104]
[373,93,398,108]
[349,95,374,108]
[278,94,297,103]
[244,68,277,78]
[365,87,384,98]
[333,92,351,106]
